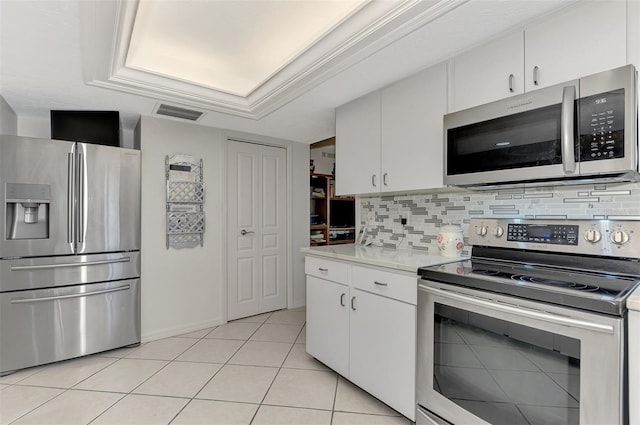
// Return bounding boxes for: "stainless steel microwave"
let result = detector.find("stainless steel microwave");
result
[444,65,638,188]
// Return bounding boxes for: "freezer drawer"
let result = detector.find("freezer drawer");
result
[0,252,140,292]
[0,279,140,375]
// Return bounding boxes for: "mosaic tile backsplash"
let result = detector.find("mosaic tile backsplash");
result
[359,181,640,253]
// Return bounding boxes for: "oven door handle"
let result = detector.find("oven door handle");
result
[425,286,615,334]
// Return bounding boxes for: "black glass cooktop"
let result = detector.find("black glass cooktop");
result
[419,257,640,316]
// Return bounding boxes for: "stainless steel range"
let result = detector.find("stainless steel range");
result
[416,218,640,425]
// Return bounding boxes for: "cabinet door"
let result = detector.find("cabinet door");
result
[452,31,524,112]
[524,1,626,91]
[335,91,381,196]
[306,276,349,377]
[381,63,447,192]
[349,288,416,420]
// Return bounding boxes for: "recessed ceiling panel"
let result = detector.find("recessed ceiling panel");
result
[126,0,366,97]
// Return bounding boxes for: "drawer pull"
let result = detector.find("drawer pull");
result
[11,257,131,271]
[374,281,388,286]
[340,293,346,307]
[11,284,130,304]
[351,296,357,311]
[318,267,329,272]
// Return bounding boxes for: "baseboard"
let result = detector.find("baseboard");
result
[141,317,225,343]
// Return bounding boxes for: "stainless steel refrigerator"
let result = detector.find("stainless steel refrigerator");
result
[0,135,141,375]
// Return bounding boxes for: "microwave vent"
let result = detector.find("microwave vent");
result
[155,104,204,121]
[506,97,533,110]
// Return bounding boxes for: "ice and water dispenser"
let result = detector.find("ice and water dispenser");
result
[5,183,51,240]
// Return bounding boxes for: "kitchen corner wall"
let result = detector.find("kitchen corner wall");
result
[137,116,225,341]
[0,95,17,135]
[360,181,640,254]
[137,116,309,342]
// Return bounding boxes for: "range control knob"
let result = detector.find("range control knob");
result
[610,230,630,245]
[475,225,488,237]
[493,226,504,238]
[584,229,601,243]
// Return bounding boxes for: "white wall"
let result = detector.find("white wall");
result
[290,140,310,307]
[0,96,18,135]
[17,115,49,138]
[310,144,335,175]
[137,116,309,341]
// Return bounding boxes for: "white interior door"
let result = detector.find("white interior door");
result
[227,140,287,320]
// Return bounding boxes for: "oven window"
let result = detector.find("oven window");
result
[447,104,564,175]
[434,303,580,425]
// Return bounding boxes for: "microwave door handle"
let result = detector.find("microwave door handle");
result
[561,85,577,174]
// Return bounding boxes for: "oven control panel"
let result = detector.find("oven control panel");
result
[506,224,579,245]
[470,218,640,258]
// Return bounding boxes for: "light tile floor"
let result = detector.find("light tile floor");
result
[0,307,410,425]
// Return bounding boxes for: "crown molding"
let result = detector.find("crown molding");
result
[83,0,466,119]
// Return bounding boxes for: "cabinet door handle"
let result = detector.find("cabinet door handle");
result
[533,66,540,86]
[383,173,388,186]
[351,296,357,311]
[371,174,377,187]
[374,280,388,286]
[340,293,346,307]
[318,267,328,272]
[508,74,514,93]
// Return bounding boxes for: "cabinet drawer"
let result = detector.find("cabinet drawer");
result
[352,265,417,305]
[305,256,349,284]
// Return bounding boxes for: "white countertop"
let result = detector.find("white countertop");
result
[301,244,467,273]
[628,284,640,311]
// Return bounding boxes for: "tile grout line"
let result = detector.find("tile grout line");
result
[169,312,279,425]
[5,309,373,425]
[247,321,303,424]
[168,315,271,425]
[6,354,131,425]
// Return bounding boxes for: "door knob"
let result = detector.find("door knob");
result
[240,229,255,236]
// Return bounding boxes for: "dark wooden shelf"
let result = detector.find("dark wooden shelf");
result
[311,173,354,248]
[328,239,356,245]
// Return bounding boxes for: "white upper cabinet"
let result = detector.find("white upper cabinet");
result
[336,63,447,196]
[524,1,627,91]
[381,62,447,192]
[335,91,381,196]
[452,1,628,112]
[452,32,524,112]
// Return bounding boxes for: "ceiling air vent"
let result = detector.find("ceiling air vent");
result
[155,104,204,121]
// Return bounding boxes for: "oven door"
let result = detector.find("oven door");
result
[417,280,625,425]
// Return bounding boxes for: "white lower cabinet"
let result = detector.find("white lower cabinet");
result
[349,288,416,419]
[305,256,417,421]
[306,275,349,377]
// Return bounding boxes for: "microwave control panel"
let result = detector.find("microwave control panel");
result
[579,89,625,161]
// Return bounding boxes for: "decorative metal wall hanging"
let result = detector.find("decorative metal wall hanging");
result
[165,154,205,249]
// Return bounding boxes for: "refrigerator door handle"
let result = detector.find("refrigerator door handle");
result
[77,152,85,244]
[10,284,131,304]
[67,152,75,246]
[10,257,131,271]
